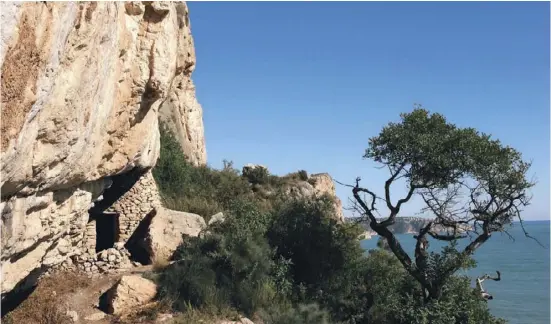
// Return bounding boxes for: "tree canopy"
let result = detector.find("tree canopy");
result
[351,107,535,301]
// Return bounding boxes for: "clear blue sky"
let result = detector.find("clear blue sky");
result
[187,2,550,221]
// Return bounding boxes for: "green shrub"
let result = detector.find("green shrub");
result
[267,196,370,322]
[268,196,363,288]
[153,126,252,219]
[297,170,309,181]
[363,248,506,324]
[242,165,270,185]
[156,199,287,317]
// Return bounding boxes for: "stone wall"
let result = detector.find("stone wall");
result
[111,171,161,244]
[82,170,162,251]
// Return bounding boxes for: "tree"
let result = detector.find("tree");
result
[349,107,535,302]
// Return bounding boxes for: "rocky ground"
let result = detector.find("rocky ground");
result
[5,262,256,324]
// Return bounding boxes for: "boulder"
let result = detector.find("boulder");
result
[84,312,106,321]
[66,310,79,323]
[145,207,206,262]
[105,275,157,315]
[208,212,225,226]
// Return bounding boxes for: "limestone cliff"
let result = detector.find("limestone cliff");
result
[283,173,345,222]
[0,1,206,295]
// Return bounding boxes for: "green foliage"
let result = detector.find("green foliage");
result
[268,196,362,290]
[365,107,532,196]
[153,127,312,218]
[364,249,505,324]
[157,199,283,317]
[283,170,309,182]
[365,108,466,187]
[242,165,270,185]
[153,118,506,323]
[267,196,372,323]
[363,107,533,301]
[376,236,392,252]
[153,126,253,218]
[154,192,503,323]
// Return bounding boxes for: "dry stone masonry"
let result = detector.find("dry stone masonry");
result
[82,170,162,253]
[48,243,135,276]
[113,171,162,243]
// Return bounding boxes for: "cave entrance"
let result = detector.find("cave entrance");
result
[94,212,120,253]
[124,209,156,265]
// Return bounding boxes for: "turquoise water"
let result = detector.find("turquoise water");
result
[360,221,550,324]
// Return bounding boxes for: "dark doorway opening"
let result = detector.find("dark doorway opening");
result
[94,212,120,253]
[125,209,156,265]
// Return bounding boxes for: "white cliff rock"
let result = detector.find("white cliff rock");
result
[1,1,206,295]
[309,173,344,222]
[208,212,225,226]
[145,207,206,262]
[105,275,157,315]
[284,173,344,222]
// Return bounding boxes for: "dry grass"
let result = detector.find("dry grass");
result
[3,271,91,324]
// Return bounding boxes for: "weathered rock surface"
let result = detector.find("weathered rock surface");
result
[145,207,206,262]
[208,212,225,226]
[84,311,106,321]
[285,173,344,222]
[1,1,206,295]
[105,275,157,315]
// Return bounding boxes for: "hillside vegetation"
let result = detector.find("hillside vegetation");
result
[147,125,504,324]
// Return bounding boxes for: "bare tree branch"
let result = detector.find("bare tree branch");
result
[516,210,546,248]
[352,178,425,285]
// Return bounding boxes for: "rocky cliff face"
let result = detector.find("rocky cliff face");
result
[284,173,344,222]
[0,1,206,296]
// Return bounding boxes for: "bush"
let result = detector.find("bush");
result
[282,170,309,182]
[297,170,309,181]
[242,165,270,185]
[269,197,360,287]
[153,126,252,219]
[156,199,286,317]
[268,196,370,322]
[363,249,506,324]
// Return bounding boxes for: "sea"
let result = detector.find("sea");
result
[360,220,550,324]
